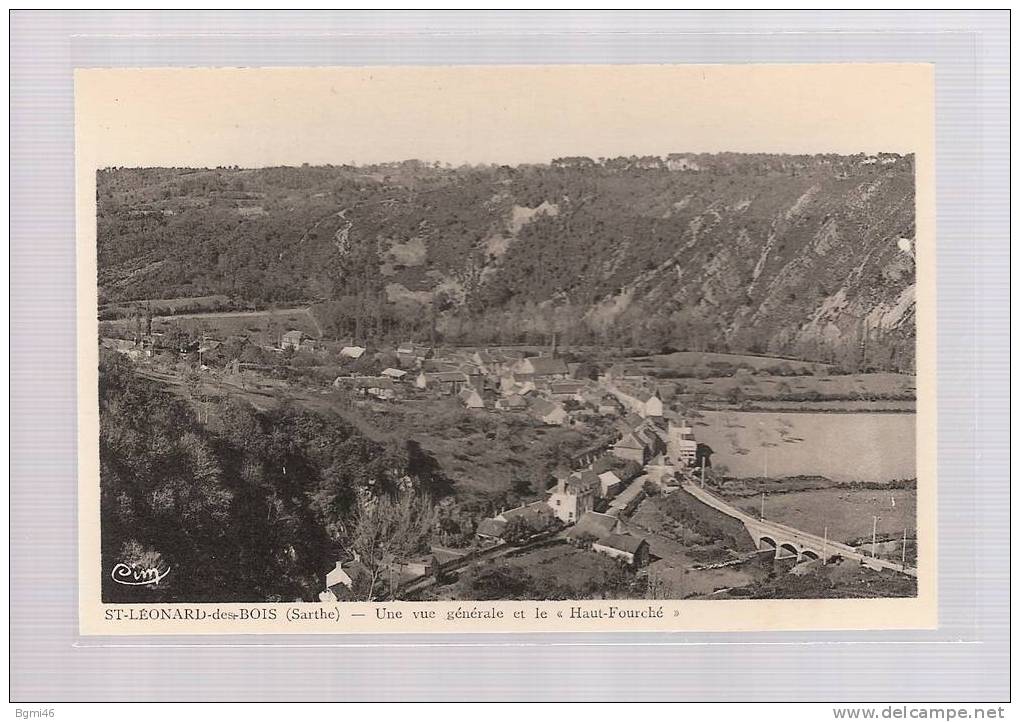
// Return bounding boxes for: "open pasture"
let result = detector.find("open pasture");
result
[99,306,321,340]
[696,410,916,483]
[732,487,917,546]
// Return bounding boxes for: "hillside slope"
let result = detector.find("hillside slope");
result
[96,154,916,370]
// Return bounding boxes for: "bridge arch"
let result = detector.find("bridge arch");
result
[800,549,820,561]
[776,543,799,560]
[757,536,777,553]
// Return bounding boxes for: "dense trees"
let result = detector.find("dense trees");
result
[98,155,916,371]
[350,492,439,600]
[99,352,450,603]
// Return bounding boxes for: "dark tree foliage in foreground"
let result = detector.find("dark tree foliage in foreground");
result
[98,352,450,603]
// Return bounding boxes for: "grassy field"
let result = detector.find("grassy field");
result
[670,372,915,406]
[99,307,321,341]
[627,497,762,598]
[635,350,831,374]
[716,557,917,599]
[503,544,638,598]
[330,396,605,503]
[429,542,640,601]
[124,353,604,506]
[730,487,917,545]
[99,294,233,320]
[695,410,916,483]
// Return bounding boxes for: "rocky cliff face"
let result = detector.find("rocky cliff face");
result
[439,154,916,370]
[97,153,916,370]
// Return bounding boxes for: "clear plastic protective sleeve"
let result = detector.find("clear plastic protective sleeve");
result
[9,10,1009,701]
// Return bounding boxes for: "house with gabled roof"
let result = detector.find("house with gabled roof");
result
[612,421,666,465]
[281,330,305,350]
[340,345,367,359]
[319,551,372,601]
[609,382,664,418]
[477,501,557,541]
[472,349,512,375]
[458,387,486,409]
[350,376,396,400]
[597,470,625,498]
[547,471,599,523]
[495,394,528,412]
[529,398,567,426]
[667,420,699,467]
[421,359,458,373]
[476,517,508,541]
[514,355,569,380]
[500,501,557,530]
[618,412,647,433]
[415,370,469,395]
[592,533,650,567]
[548,381,586,401]
[566,511,623,542]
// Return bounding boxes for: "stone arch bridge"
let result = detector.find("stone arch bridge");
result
[681,483,916,577]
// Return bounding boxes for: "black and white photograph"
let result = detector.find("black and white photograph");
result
[88,65,926,611]
[12,8,1011,708]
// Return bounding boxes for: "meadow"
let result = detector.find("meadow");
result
[695,410,916,483]
[668,371,915,408]
[99,306,321,340]
[636,350,830,374]
[731,487,917,546]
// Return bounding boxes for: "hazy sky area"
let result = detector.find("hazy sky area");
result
[76,64,932,168]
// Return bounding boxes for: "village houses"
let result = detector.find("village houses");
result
[512,355,570,382]
[565,511,649,568]
[607,382,664,418]
[476,501,557,542]
[597,470,625,498]
[334,375,397,401]
[380,367,407,382]
[547,470,599,523]
[495,393,528,412]
[566,510,623,542]
[612,417,667,464]
[281,329,306,351]
[415,370,469,395]
[458,387,486,409]
[318,552,371,601]
[548,381,586,402]
[529,398,568,426]
[339,345,366,360]
[592,534,650,567]
[667,420,699,467]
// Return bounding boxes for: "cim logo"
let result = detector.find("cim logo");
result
[111,562,171,587]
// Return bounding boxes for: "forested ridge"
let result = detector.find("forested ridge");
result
[98,153,916,370]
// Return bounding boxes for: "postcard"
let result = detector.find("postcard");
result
[76,64,935,634]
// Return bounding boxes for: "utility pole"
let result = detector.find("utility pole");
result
[901,528,908,569]
[822,526,828,565]
[700,459,706,488]
[872,516,879,558]
[760,491,765,521]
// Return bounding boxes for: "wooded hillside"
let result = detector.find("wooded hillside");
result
[97,154,916,370]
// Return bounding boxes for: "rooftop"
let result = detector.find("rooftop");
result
[523,356,569,375]
[566,511,619,541]
[596,533,647,555]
